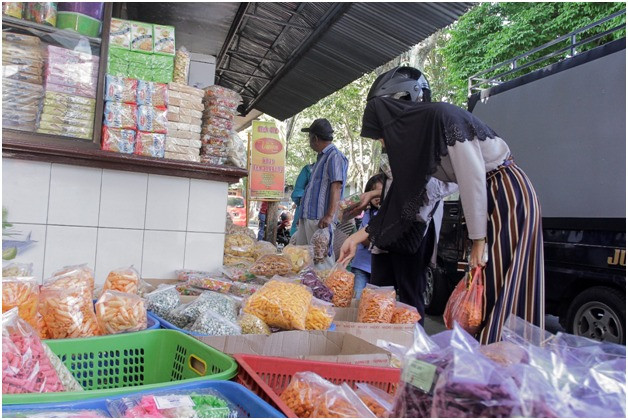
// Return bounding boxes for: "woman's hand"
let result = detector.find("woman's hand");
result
[469,238,487,268]
[338,229,369,266]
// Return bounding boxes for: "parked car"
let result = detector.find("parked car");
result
[227,196,247,227]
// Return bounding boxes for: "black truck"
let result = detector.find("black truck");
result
[424,18,626,344]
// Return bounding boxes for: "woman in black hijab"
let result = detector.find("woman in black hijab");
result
[339,67,545,344]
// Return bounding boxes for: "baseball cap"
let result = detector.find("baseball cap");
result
[301,118,334,141]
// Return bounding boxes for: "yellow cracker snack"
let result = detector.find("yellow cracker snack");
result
[102,266,141,295]
[243,280,312,330]
[305,299,335,330]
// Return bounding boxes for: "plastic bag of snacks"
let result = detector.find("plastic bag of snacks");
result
[443,267,484,334]
[39,284,101,338]
[283,245,314,273]
[2,277,39,331]
[253,240,276,259]
[299,268,333,302]
[49,264,95,300]
[134,132,166,158]
[175,269,213,281]
[357,285,396,323]
[2,262,33,277]
[173,46,191,84]
[95,291,147,334]
[145,284,180,318]
[102,265,141,295]
[238,313,271,335]
[42,343,83,392]
[203,85,243,102]
[36,312,49,339]
[223,254,256,267]
[105,75,138,104]
[24,2,57,26]
[2,2,24,19]
[175,282,203,296]
[101,126,136,154]
[228,280,260,298]
[187,308,241,336]
[311,227,332,264]
[324,264,354,308]
[226,223,257,240]
[224,233,255,257]
[107,386,244,418]
[243,280,312,330]
[355,383,394,418]
[137,81,168,107]
[220,264,256,283]
[249,254,293,277]
[305,298,335,330]
[315,269,332,283]
[337,193,362,222]
[104,101,137,129]
[137,105,168,133]
[166,291,237,327]
[185,275,233,294]
[391,302,422,324]
[312,383,375,418]
[279,372,337,418]
[2,308,65,394]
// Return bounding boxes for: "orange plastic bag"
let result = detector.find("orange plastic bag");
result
[443,266,484,335]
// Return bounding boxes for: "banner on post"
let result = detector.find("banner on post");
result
[249,120,286,201]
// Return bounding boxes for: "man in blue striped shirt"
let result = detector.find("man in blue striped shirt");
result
[292,118,348,269]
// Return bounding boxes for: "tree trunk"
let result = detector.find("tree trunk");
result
[265,201,279,245]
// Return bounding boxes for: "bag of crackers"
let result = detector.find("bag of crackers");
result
[2,277,39,333]
[102,266,141,295]
[312,383,375,418]
[249,254,293,277]
[39,283,101,339]
[305,298,335,331]
[355,382,394,418]
[95,291,147,335]
[357,285,396,323]
[279,372,337,418]
[243,280,312,330]
[324,264,354,308]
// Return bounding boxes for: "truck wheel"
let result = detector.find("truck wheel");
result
[565,287,625,344]
[424,266,449,315]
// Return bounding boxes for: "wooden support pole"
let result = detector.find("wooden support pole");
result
[264,201,279,245]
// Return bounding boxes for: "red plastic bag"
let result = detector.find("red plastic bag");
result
[443,266,484,335]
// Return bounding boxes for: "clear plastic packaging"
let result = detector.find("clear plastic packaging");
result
[173,46,190,84]
[337,193,362,222]
[0,408,109,418]
[2,277,39,332]
[102,265,141,295]
[479,341,529,367]
[223,254,256,267]
[185,275,232,294]
[279,371,336,418]
[145,284,180,318]
[166,291,238,327]
[95,290,147,334]
[153,24,176,56]
[134,132,166,158]
[253,240,277,260]
[2,308,65,394]
[324,264,354,308]
[357,285,396,323]
[312,382,375,418]
[220,264,256,283]
[137,105,168,133]
[391,302,421,324]
[42,342,83,392]
[228,280,261,298]
[355,382,394,418]
[443,266,484,334]
[104,101,137,129]
[2,2,24,19]
[283,245,314,273]
[203,85,243,103]
[225,131,247,168]
[106,386,244,418]
[105,75,138,104]
[137,81,168,107]
[249,254,293,277]
[109,18,131,49]
[23,2,57,26]
[226,224,257,240]
[224,233,255,257]
[243,280,312,330]
[311,227,332,264]
[40,283,101,338]
[102,126,136,154]
[2,262,34,277]
[175,283,203,296]
[305,298,335,330]
[48,264,95,300]
[238,312,271,335]
[175,269,213,281]
[187,308,241,336]
[299,267,334,302]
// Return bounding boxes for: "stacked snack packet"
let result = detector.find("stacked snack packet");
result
[200,85,242,165]
[165,82,204,162]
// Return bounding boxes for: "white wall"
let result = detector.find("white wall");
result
[2,158,227,284]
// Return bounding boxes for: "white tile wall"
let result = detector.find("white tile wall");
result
[184,232,225,271]
[48,164,103,226]
[142,230,187,279]
[3,223,47,283]
[99,170,148,229]
[187,179,228,233]
[145,175,190,231]
[3,159,230,281]
[94,228,144,285]
[44,225,98,279]
[2,159,51,224]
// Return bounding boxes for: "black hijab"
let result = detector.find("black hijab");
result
[361,96,499,253]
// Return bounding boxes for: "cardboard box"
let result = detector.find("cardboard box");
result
[198,330,392,366]
[333,307,415,348]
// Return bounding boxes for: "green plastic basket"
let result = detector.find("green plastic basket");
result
[3,330,237,404]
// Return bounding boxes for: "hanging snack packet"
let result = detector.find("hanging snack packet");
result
[2,277,39,332]
[355,383,395,418]
[279,372,337,418]
[391,302,422,324]
[311,227,332,264]
[95,291,147,334]
[243,280,312,330]
[305,298,335,330]
[2,308,65,394]
[102,266,141,295]
[312,383,375,418]
[357,285,396,323]
[324,264,354,308]
[145,284,180,318]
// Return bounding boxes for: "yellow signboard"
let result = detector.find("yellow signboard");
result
[249,121,286,201]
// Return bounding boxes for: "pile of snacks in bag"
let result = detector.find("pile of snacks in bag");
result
[299,268,334,303]
[324,264,354,308]
[357,285,396,323]
[283,245,313,273]
[2,277,39,332]
[223,233,256,266]
[243,280,312,330]
[95,291,147,334]
[200,85,242,165]
[305,299,335,331]
[165,82,203,161]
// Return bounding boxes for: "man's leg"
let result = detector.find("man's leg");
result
[257,214,266,241]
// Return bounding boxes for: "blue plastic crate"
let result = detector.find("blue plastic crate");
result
[150,311,336,336]
[2,380,284,418]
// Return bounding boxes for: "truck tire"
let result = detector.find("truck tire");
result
[565,286,625,345]
[424,266,449,315]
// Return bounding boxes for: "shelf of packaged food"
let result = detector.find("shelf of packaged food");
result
[2,15,102,47]
[2,129,248,184]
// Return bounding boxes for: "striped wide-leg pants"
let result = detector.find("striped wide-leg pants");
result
[478,162,545,344]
